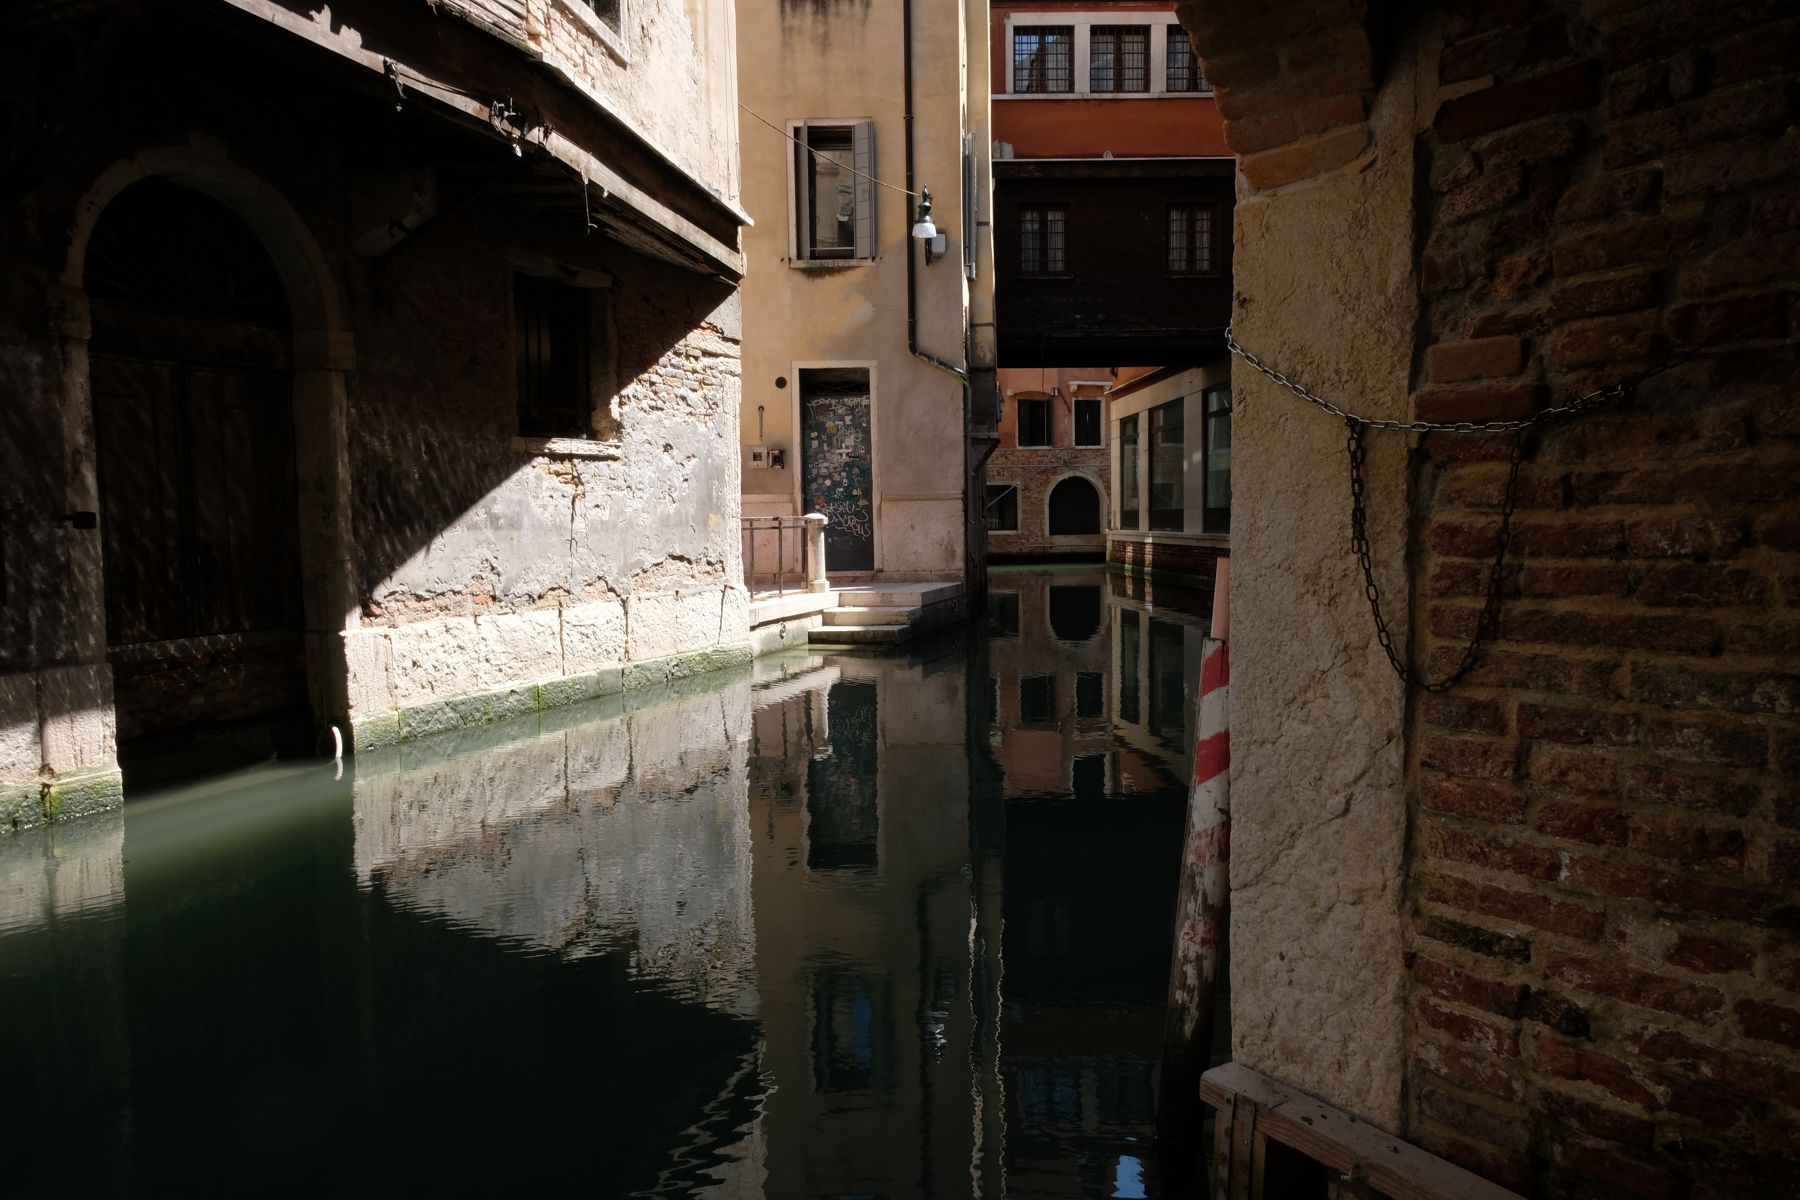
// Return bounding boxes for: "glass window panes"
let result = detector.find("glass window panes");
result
[1149,400,1184,532]
[1119,414,1140,529]
[1014,26,1074,93]
[1090,26,1149,93]
[985,483,1019,531]
[1019,206,1068,276]
[1168,204,1217,275]
[798,124,855,259]
[1205,385,1231,533]
[1166,26,1209,92]
[1074,397,1102,446]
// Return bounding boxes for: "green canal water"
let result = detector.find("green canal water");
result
[0,567,1210,1197]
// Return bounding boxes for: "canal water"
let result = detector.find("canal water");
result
[0,567,1211,1197]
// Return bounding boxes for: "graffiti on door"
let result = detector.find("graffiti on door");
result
[802,384,874,571]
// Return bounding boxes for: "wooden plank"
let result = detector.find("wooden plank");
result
[1231,1100,1256,1200]
[1200,1062,1524,1200]
[1212,1092,1236,1200]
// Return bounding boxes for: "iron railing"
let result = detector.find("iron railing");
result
[741,515,812,596]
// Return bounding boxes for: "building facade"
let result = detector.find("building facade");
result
[1105,365,1232,582]
[1,0,749,829]
[735,0,996,589]
[986,2,1233,570]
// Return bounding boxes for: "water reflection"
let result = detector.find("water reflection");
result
[0,567,1206,1197]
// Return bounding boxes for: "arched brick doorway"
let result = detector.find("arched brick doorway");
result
[1047,474,1103,535]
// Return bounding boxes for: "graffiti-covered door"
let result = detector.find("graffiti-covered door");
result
[801,372,875,571]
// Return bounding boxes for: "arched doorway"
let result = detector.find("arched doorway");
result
[84,177,312,761]
[1047,475,1102,536]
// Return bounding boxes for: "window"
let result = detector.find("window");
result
[1150,400,1184,531]
[514,274,591,438]
[985,483,1019,531]
[579,0,622,34]
[988,591,1020,638]
[1119,608,1141,724]
[1205,385,1232,533]
[1014,26,1074,93]
[1019,206,1068,276]
[1168,204,1219,275]
[1019,675,1055,724]
[1075,672,1104,719]
[1017,396,1051,446]
[1119,414,1140,529]
[1089,26,1149,93]
[1072,753,1107,799]
[1166,26,1210,93]
[793,122,874,261]
[1074,397,1102,447]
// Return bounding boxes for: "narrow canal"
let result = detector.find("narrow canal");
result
[0,566,1211,1197]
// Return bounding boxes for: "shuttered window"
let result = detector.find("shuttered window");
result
[793,121,875,261]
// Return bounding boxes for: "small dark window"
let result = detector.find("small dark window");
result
[987,675,1000,725]
[1019,206,1068,276]
[988,591,1020,638]
[1017,397,1051,446]
[1014,26,1073,93]
[514,274,590,438]
[1074,397,1102,446]
[1119,609,1141,724]
[1020,674,1055,724]
[986,483,1019,531]
[1150,400,1185,532]
[1119,414,1140,529]
[1168,204,1219,275]
[580,0,622,34]
[1090,26,1149,93]
[1166,26,1210,93]
[1075,672,1104,719]
[1050,585,1102,641]
[1071,753,1107,799]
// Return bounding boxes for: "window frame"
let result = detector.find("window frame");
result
[1002,12,1209,99]
[1118,413,1140,529]
[558,0,630,64]
[1016,396,1052,447]
[1018,204,1070,278]
[1012,24,1075,94]
[1164,24,1211,94]
[1203,384,1232,534]
[1073,396,1103,447]
[1167,202,1221,277]
[1088,24,1150,94]
[513,271,594,441]
[788,119,877,266]
[1148,398,1185,532]
[985,482,1021,532]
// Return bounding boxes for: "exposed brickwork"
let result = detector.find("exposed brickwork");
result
[1107,537,1226,583]
[1407,2,1800,1195]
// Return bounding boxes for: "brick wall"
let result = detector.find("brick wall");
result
[1178,0,1800,1192]
[1409,3,1800,1194]
[1108,537,1226,582]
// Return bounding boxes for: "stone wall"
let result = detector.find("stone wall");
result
[1180,0,1800,1193]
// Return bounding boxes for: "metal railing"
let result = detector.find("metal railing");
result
[742,515,815,596]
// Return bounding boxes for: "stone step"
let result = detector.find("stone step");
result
[832,581,963,609]
[823,605,921,626]
[808,623,914,646]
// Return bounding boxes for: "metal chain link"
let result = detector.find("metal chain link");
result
[1224,323,1633,433]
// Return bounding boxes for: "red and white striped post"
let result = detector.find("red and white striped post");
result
[1158,557,1231,1153]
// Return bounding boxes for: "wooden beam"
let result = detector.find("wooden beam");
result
[1200,1062,1524,1200]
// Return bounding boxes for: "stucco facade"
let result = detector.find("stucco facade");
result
[0,0,749,830]
[736,0,996,587]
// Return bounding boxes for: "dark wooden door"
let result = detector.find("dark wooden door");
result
[801,384,874,572]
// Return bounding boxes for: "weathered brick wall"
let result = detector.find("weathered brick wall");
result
[1178,0,1799,1191]
[1408,2,1800,1194]
[1108,537,1226,582]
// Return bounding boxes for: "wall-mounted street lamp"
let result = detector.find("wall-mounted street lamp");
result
[912,187,947,265]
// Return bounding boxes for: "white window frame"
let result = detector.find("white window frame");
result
[558,0,630,65]
[1069,387,1108,447]
[1001,11,1203,99]
[787,119,877,267]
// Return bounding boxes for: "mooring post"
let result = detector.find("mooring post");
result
[1158,557,1232,1168]
[802,513,829,592]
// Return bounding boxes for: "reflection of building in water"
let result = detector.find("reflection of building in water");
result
[746,647,981,1199]
[985,568,1200,798]
[353,682,759,1017]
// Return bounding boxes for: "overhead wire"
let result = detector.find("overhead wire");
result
[737,102,921,198]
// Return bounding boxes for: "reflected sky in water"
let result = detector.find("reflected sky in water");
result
[0,567,1206,1197]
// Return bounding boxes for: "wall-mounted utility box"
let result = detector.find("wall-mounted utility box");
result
[744,442,768,470]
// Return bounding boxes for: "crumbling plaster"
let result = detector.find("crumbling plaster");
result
[1204,20,1422,1130]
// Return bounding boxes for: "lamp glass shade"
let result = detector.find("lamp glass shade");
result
[911,215,937,239]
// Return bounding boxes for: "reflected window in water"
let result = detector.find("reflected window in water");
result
[810,964,880,1093]
[1114,1154,1148,1199]
[1076,670,1104,719]
[1019,674,1055,724]
[1148,617,1187,742]
[807,681,879,871]
[1119,609,1141,724]
[987,674,1001,725]
[1048,584,1103,642]
[1018,1064,1083,1126]
[988,590,1021,638]
[1072,752,1107,799]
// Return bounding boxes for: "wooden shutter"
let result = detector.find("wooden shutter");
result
[794,124,812,259]
[962,134,978,280]
[853,121,875,259]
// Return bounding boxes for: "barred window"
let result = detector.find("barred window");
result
[1020,205,1068,276]
[1090,25,1149,93]
[1167,203,1218,275]
[985,484,1019,531]
[1166,26,1210,93]
[1014,26,1073,93]
[515,274,591,437]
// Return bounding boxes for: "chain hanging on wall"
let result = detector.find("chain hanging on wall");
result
[1219,298,1793,692]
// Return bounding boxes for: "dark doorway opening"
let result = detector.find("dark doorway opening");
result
[85,178,313,780]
